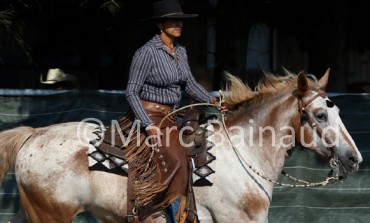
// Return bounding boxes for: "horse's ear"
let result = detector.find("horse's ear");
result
[317,68,330,90]
[297,70,309,97]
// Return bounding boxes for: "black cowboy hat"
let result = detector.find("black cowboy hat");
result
[144,0,198,21]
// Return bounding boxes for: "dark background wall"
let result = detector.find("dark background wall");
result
[1,0,370,92]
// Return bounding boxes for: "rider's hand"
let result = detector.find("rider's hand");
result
[211,97,228,114]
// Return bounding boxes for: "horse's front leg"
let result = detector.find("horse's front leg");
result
[196,206,214,223]
[8,202,29,223]
[143,212,167,223]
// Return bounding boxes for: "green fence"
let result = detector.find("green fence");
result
[0,90,369,222]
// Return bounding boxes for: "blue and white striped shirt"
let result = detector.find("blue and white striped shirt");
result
[126,35,211,127]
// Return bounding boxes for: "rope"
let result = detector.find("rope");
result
[218,104,339,187]
[156,92,340,188]
[158,102,214,129]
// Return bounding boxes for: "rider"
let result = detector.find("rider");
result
[126,0,226,222]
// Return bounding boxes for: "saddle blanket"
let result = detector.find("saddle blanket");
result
[88,141,129,176]
[87,124,216,186]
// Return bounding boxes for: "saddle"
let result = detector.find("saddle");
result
[95,104,213,223]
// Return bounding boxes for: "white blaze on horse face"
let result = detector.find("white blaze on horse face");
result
[302,94,362,167]
[339,119,362,163]
[327,103,363,164]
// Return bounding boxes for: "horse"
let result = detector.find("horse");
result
[0,69,362,223]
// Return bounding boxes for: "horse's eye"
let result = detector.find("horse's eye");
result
[315,112,328,122]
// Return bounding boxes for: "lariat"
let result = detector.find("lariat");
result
[156,91,342,188]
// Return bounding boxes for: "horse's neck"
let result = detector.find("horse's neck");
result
[223,93,298,185]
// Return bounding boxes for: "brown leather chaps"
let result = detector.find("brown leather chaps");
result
[127,100,189,221]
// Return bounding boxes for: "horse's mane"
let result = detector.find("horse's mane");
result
[223,69,298,107]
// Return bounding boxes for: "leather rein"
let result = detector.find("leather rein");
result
[217,90,344,187]
[157,90,344,188]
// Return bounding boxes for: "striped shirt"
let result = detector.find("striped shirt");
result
[126,35,212,127]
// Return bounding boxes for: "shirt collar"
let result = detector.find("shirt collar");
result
[152,34,179,50]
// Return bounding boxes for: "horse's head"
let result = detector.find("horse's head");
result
[296,69,362,175]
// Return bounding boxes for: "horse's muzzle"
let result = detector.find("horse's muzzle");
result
[340,153,361,174]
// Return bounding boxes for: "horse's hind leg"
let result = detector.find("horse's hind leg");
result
[18,184,81,223]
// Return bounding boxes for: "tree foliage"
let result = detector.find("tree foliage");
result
[0,1,30,63]
[0,0,123,64]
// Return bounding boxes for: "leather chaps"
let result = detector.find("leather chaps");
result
[127,100,190,222]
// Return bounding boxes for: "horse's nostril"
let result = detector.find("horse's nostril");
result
[348,156,358,166]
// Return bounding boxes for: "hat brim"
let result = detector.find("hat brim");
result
[40,80,59,84]
[40,79,76,84]
[40,74,77,84]
[142,13,198,21]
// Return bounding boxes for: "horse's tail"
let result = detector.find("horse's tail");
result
[0,126,34,182]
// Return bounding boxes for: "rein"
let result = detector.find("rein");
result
[156,91,342,188]
[219,91,342,187]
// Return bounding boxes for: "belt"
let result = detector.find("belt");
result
[140,100,174,115]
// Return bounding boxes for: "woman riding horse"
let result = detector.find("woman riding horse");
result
[125,0,226,222]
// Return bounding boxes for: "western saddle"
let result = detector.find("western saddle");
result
[95,105,214,223]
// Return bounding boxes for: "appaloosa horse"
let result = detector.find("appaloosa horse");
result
[0,70,362,223]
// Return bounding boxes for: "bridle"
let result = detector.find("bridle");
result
[296,91,346,182]
[221,90,344,187]
[157,90,345,188]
